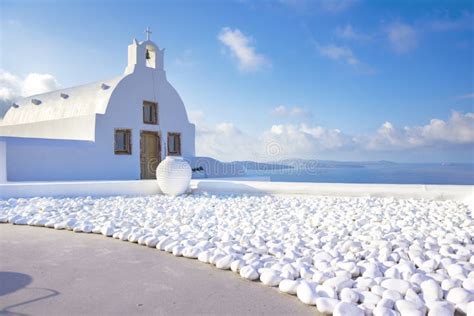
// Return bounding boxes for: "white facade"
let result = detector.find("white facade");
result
[0,37,195,181]
[0,140,6,182]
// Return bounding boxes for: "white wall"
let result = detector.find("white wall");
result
[0,180,160,199]
[0,140,6,183]
[191,180,474,205]
[1,180,472,209]
[6,65,195,181]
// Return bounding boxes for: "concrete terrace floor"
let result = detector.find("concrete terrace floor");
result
[0,224,315,315]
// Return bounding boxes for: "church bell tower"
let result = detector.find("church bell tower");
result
[124,27,165,75]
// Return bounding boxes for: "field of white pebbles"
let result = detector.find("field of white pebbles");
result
[0,193,473,316]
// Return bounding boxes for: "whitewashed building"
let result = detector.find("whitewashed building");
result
[0,32,195,181]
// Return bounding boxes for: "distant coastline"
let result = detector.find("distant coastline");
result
[188,157,474,185]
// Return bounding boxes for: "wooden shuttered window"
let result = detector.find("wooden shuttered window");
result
[167,132,181,156]
[114,129,132,154]
[143,101,158,125]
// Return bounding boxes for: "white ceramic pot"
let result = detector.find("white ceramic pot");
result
[156,156,192,196]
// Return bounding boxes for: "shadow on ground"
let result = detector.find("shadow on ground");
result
[0,271,59,315]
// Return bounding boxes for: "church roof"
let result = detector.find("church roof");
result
[0,75,124,141]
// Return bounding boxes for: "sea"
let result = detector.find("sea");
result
[246,163,474,185]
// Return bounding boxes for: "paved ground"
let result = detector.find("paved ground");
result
[0,224,314,315]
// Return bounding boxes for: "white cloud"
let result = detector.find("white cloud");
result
[317,43,359,66]
[415,112,474,144]
[22,73,60,97]
[197,123,259,161]
[455,93,474,100]
[262,123,352,158]
[191,109,473,161]
[189,109,260,161]
[271,105,311,117]
[314,41,375,74]
[0,70,22,103]
[366,111,474,150]
[335,24,372,41]
[188,110,205,126]
[218,27,270,72]
[0,69,60,118]
[386,23,418,54]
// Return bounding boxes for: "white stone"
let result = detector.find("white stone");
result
[381,278,411,295]
[316,297,340,314]
[137,235,148,245]
[323,275,354,291]
[333,302,364,316]
[164,240,179,252]
[209,253,224,265]
[216,255,234,270]
[230,259,245,273]
[462,278,474,291]
[382,290,403,302]
[355,277,377,290]
[441,279,461,291]
[316,284,338,299]
[280,269,294,280]
[128,234,141,243]
[279,279,299,295]
[197,250,211,263]
[182,247,200,259]
[377,298,395,309]
[312,271,332,284]
[156,236,173,250]
[172,245,183,256]
[427,301,454,316]
[240,266,259,281]
[373,307,399,316]
[446,264,465,278]
[446,287,473,305]
[405,288,426,312]
[421,279,443,301]
[101,226,114,237]
[359,290,382,306]
[371,285,386,296]
[145,237,158,248]
[465,301,473,316]
[13,218,27,225]
[363,263,383,278]
[359,302,376,315]
[296,281,317,305]
[339,288,359,303]
[395,300,423,316]
[260,269,282,286]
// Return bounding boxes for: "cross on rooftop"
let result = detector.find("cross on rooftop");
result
[145,27,152,41]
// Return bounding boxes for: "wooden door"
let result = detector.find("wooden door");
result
[140,131,161,179]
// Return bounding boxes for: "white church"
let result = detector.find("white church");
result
[0,30,195,182]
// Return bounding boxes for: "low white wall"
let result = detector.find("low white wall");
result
[0,179,472,208]
[190,180,474,206]
[0,140,6,183]
[0,180,160,199]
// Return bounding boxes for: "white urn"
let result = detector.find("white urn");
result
[156,156,192,196]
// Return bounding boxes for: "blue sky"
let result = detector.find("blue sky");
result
[1,0,473,162]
